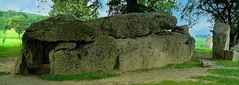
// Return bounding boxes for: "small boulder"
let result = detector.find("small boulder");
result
[199,59,214,68]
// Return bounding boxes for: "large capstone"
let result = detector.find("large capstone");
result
[16,13,195,75]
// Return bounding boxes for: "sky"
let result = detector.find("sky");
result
[0,0,212,36]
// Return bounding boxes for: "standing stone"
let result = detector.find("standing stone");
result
[205,35,213,48]
[213,23,230,59]
[224,44,239,61]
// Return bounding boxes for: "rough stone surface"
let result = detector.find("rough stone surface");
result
[225,44,239,61]
[171,25,190,35]
[199,59,214,68]
[116,33,194,71]
[16,13,194,75]
[205,35,213,48]
[212,23,230,59]
[84,13,177,38]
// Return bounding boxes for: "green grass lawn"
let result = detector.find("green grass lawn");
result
[215,60,239,67]
[193,75,239,85]
[208,68,239,76]
[195,35,207,48]
[0,30,22,58]
[194,36,212,58]
[41,72,120,81]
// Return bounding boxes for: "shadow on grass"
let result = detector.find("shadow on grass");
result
[0,72,10,76]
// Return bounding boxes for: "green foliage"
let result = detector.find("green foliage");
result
[0,17,7,31]
[215,60,239,67]
[6,15,27,38]
[139,0,175,14]
[48,0,99,20]
[0,10,45,32]
[208,68,239,76]
[108,0,175,15]
[41,0,175,19]
[41,72,120,81]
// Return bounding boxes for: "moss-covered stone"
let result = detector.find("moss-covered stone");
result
[48,36,117,74]
[17,13,194,75]
[78,36,117,72]
[116,32,194,71]
[84,12,177,38]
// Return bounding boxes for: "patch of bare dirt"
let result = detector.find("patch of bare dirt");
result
[0,57,16,72]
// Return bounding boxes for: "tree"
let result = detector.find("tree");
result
[107,0,176,15]
[0,17,7,31]
[38,0,101,20]
[38,0,175,19]
[178,0,239,48]
[6,15,28,39]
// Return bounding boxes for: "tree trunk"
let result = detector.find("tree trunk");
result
[230,22,239,48]
[126,0,138,13]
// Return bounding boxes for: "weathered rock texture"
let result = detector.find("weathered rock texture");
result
[212,23,230,59]
[16,13,194,75]
[205,35,213,48]
[224,44,239,61]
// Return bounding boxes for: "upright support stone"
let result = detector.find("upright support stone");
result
[224,44,239,61]
[212,23,230,59]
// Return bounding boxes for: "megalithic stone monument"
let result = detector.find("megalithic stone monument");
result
[212,23,230,59]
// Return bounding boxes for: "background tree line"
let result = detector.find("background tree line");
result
[38,0,176,20]
[0,10,45,39]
